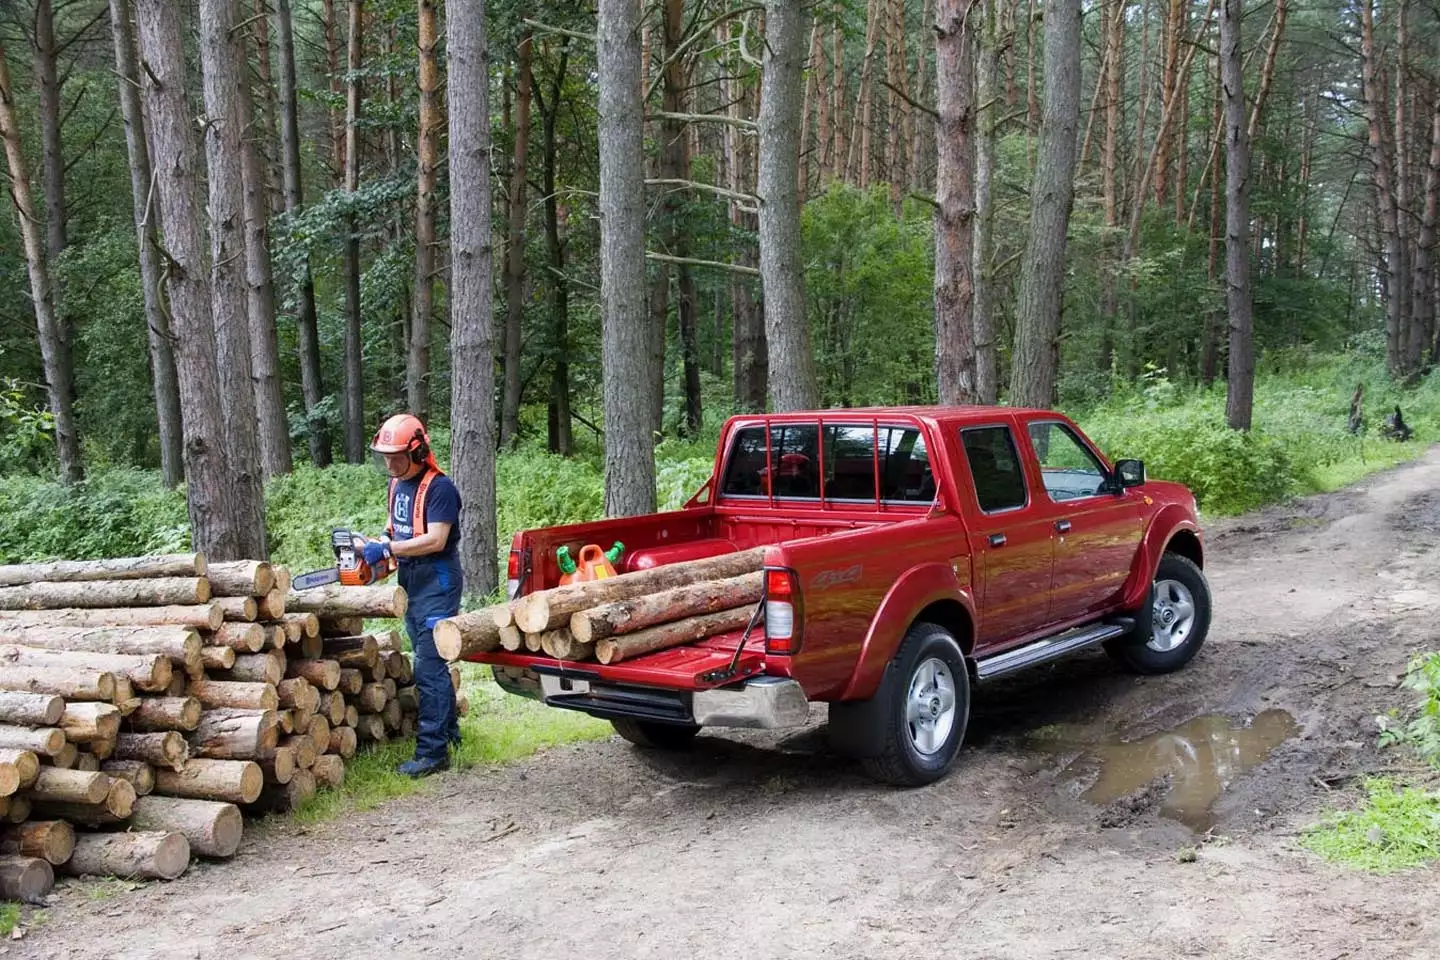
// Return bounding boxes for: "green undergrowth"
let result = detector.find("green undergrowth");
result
[1300,779,1440,873]
[289,663,610,825]
[0,902,18,936]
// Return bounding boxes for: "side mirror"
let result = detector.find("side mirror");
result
[1112,458,1146,491]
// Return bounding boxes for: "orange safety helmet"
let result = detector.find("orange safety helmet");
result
[370,413,439,471]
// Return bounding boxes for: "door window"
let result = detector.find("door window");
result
[1027,422,1109,502]
[961,426,1027,513]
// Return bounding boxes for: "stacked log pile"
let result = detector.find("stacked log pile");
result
[0,554,416,896]
[434,548,766,665]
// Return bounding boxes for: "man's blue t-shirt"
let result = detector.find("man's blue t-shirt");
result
[389,470,462,564]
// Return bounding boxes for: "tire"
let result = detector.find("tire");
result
[610,717,701,750]
[1105,553,1212,675]
[860,622,971,787]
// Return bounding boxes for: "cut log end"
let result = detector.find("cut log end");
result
[0,854,54,902]
[131,796,243,859]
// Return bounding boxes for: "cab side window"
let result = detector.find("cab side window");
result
[961,426,1027,513]
[1026,421,1109,502]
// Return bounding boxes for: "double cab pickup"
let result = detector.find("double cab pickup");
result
[473,406,1211,785]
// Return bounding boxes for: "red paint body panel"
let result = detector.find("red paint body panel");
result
[474,406,1203,706]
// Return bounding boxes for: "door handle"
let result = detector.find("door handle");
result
[988,533,1007,547]
[1055,520,1072,533]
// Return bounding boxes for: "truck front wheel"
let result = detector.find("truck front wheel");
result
[611,717,701,750]
[857,622,971,787]
[1105,553,1212,675]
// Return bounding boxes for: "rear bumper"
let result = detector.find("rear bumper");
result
[499,667,809,729]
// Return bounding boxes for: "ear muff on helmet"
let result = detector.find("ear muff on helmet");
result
[408,428,431,465]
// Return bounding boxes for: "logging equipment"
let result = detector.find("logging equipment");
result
[292,530,397,591]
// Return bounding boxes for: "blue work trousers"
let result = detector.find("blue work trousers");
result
[399,558,463,762]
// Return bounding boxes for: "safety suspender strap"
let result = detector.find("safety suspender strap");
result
[386,469,440,540]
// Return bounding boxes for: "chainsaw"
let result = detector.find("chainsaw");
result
[293,529,398,591]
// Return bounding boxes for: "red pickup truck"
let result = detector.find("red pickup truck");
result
[472,406,1210,785]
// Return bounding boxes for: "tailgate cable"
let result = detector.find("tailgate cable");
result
[700,598,766,686]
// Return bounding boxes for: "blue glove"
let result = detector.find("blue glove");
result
[362,539,391,567]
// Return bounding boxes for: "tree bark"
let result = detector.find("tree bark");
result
[0,856,53,903]
[152,758,260,804]
[109,0,183,487]
[1360,0,1407,376]
[343,0,366,463]
[134,0,246,558]
[598,0,658,516]
[274,0,331,467]
[935,0,978,405]
[541,48,574,455]
[760,0,819,411]
[1099,0,1124,373]
[249,0,285,215]
[28,768,110,804]
[0,646,170,692]
[0,820,73,865]
[129,795,242,857]
[0,554,204,588]
[448,0,500,597]
[596,606,754,664]
[223,651,284,685]
[1221,0,1253,429]
[284,584,405,618]
[0,41,83,484]
[570,572,763,644]
[188,680,278,711]
[501,32,534,449]
[207,623,264,654]
[973,0,1000,404]
[199,0,268,559]
[0,693,62,728]
[60,831,188,880]
[0,625,199,664]
[100,760,154,796]
[129,697,202,733]
[0,665,114,702]
[409,0,441,420]
[0,605,220,632]
[187,708,276,760]
[731,78,767,414]
[284,658,341,691]
[0,577,209,610]
[215,597,258,622]
[1008,0,1080,409]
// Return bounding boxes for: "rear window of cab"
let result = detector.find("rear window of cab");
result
[720,423,936,505]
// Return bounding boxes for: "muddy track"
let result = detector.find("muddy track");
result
[22,451,1440,959]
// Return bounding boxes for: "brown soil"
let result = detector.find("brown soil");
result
[18,450,1440,959]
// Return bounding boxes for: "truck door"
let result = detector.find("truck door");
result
[956,422,1056,652]
[1020,419,1143,621]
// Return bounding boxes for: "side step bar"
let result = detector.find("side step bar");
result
[974,619,1133,681]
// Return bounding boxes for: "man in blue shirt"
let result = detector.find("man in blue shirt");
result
[365,413,462,777]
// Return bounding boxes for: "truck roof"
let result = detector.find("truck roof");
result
[724,405,1064,425]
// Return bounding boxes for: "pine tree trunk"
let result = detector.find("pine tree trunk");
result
[1360,0,1407,377]
[1221,0,1253,430]
[343,0,366,463]
[973,0,1000,404]
[0,43,82,485]
[1099,0,1124,374]
[1200,48,1223,383]
[542,49,573,456]
[832,22,847,183]
[410,0,441,420]
[1412,95,1440,364]
[853,0,882,186]
[238,16,292,479]
[109,0,183,488]
[598,0,658,516]
[323,0,345,179]
[731,80,768,413]
[659,0,701,437]
[501,32,534,449]
[133,1,244,559]
[249,0,285,216]
[200,0,268,559]
[448,0,499,597]
[274,0,331,467]
[934,0,978,404]
[1009,0,1080,409]
[760,0,819,412]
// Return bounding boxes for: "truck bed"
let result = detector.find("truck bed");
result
[476,627,772,691]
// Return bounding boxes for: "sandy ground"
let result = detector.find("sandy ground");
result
[17,450,1440,959]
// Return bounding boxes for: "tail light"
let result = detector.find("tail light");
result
[506,550,522,600]
[764,567,803,654]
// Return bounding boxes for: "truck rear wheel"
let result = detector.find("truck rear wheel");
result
[1105,553,1211,675]
[610,717,701,750]
[859,622,970,787]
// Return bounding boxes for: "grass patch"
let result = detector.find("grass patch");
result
[291,664,611,824]
[1300,779,1440,873]
[0,902,18,936]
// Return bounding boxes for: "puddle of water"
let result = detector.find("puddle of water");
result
[1047,710,1298,831]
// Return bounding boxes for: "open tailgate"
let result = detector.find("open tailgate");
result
[472,628,768,691]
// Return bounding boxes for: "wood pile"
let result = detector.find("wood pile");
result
[434,548,765,665]
[0,553,417,896]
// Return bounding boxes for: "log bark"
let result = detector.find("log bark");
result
[201,647,237,672]
[130,796,242,858]
[0,820,73,865]
[28,768,110,804]
[204,562,274,597]
[328,725,357,758]
[226,652,285,686]
[0,625,200,664]
[596,607,755,664]
[12,665,113,704]
[256,767,314,812]
[433,613,503,660]
[115,732,189,771]
[287,586,405,619]
[61,831,190,881]
[312,754,344,789]
[569,573,763,644]
[287,659,341,691]
[0,692,63,727]
[188,709,277,760]
[209,623,265,654]
[130,697,202,733]
[539,629,593,662]
[283,613,320,639]
[60,703,122,743]
[0,605,223,631]
[189,680,278,711]
[515,548,765,634]
[154,759,262,804]
[0,579,210,610]
[0,749,38,787]
[321,636,379,669]
[101,760,154,796]
[0,555,205,588]
[0,726,64,756]
[75,752,101,772]
[215,597,258,622]
[0,646,170,693]
[0,855,53,902]
[259,744,295,784]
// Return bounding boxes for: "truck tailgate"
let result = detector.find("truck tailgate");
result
[472,630,768,691]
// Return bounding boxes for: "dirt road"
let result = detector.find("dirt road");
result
[22,452,1440,959]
